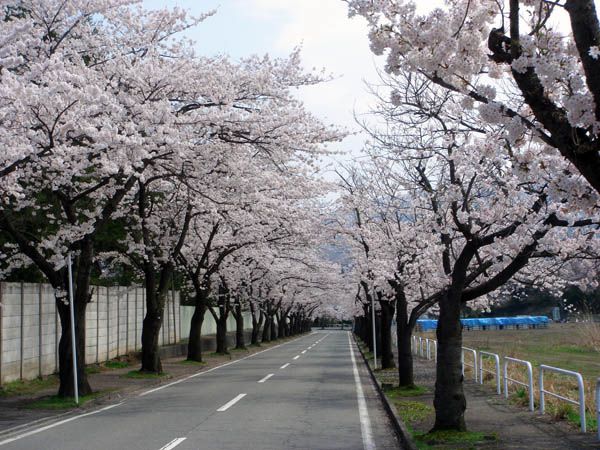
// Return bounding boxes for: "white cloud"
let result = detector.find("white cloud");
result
[236,0,384,159]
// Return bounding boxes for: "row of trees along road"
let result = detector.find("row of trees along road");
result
[0,1,346,398]
[340,0,600,433]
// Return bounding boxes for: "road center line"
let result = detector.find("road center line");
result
[301,350,307,354]
[293,355,300,360]
[217,393,247,412]
[258,373,274,383]
[348,332,376,450]
[159,437,187,450]
[140,333,315,397]
[0,403,123,447]
[280,363,290,369]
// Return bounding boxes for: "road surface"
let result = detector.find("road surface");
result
[0,331,401,450]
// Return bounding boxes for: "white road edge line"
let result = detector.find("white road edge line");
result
[280,363,290,369]
[140,332,315,397]
[217,393,247,412]
[0,403,124,447]
[293,355,300,360]
[258,373,274,383]
[159,437,187,450]
[348,332,376,450]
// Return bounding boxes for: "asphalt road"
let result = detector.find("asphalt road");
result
[0,331,401,450]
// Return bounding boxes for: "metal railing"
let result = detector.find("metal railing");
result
[503,357,534,412]
[426,338,437,361]
[461,347,478,382]
[478,351,501,395]
[539,365,586,433]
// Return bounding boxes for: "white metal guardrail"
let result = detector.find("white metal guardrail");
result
[479,351,501,395]
[426,338,437,361]
[539,365,586,433]
[409,335,597,440]
[503,357,534,412]
[461,347,478,382]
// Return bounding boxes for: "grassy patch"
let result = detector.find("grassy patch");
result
[26,392,103,410]
[385,384,428,397]
[0,376,58,397]
[85,365,102,375]
[178,359,207,366]
[414,430,497,448]
[393,399,433,425]
[122,370,169,379]
[104,360,129,369]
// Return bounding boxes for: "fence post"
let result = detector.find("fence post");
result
[116,287,120,357]
[125,289,130,353]
[19,281,24,380]
[171,289,177,343]
[106,286,110,361]
[135,287,138,351]
[38,283,42,378]
[96,287,100,363]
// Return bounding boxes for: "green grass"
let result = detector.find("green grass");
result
[393,400,433,424]
[0,376,58,397]
[104,360,129,369]
[85,365,102,374]
[26,391,103,410]
[414,430,497,449]
[122,370,169,379]
[384,384,428,397]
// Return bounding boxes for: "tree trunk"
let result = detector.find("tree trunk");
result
[380,299,396,369]
[234,299,245,350]
[187,301,206,361]
[56,297,92,397]
[433,290,466,431]
[56,240,94,397]
[365,305,374,352]
[216,314,228,354]
[270,313,277,340]
[277,311,285,338]
[140,260,173,374]
[250,302,262,345]
[262,311,271,342]
[395,291,415,387]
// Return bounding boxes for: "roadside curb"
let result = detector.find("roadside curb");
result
[352,333,418,450]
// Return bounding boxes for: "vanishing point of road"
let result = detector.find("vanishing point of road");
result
[0,331,400,450]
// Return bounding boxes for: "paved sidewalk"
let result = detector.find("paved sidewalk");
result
[407,358,598,449]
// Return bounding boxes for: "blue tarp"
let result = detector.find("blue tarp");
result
[417,316,549,331]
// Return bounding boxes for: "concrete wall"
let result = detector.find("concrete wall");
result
[0,282,181,385]
[179,306,254,339]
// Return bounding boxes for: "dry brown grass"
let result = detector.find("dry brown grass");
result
[418,323,599,424]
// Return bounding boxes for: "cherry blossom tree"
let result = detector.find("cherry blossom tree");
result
[348,0,600,196]
[0,0,209,396]
[345,68,600,431]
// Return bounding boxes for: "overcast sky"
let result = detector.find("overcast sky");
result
[141,0,384,173]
